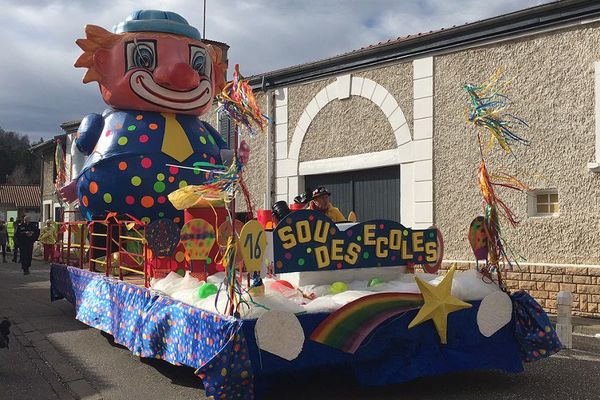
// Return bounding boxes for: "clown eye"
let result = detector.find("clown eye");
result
[134,45,154,68]
[125,40,156,71]
[189,46,211,77]
[192,53,205,72]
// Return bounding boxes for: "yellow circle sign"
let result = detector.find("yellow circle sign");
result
[239,220,267,273]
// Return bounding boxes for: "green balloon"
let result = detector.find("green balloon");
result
[330,281,348,294]
[198,283,218,299]
[368,277,384,287]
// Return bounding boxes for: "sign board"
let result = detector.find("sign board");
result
[273,210,439,273]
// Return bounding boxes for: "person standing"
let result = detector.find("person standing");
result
[0,220,7,263]
[15,216,39,275]
[38,220,57,262]
[11,217,20,263]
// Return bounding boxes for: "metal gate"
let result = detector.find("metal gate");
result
[305,165,400,222]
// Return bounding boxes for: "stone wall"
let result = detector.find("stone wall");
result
[444,262,600,318]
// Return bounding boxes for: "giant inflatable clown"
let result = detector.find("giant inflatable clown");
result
[61,10,229,224]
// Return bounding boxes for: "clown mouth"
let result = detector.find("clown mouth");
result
[130,70,211,111]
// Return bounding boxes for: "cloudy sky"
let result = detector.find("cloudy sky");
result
[0,0,551,141]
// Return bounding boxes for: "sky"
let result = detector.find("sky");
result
[0,0,551,141]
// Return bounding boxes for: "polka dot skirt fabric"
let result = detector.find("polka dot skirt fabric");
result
[511,290,562,362]
[50,264,255,399]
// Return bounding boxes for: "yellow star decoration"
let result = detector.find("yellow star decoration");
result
[408,265,472,344]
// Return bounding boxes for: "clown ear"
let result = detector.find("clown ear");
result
[206,44,227,93]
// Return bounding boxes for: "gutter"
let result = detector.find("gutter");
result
[248,0,600,90]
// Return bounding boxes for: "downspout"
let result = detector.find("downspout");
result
[265,78,275,209]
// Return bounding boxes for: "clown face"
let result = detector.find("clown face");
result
[92,33,215,115]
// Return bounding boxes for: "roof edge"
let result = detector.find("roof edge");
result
[248,0,600,90]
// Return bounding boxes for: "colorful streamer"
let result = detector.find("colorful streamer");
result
[465,68,530,287]
[217,64,268,136]
[54,137,67,200]
[464,68,529,155]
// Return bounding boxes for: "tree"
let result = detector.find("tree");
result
[7,165,31,184]
[0,127,41,185]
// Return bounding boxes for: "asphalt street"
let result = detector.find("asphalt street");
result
[1,259,599,400]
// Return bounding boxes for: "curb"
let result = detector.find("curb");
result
[6,310,103,400]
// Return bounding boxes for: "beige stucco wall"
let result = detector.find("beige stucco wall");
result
[286,62,413,162]
[238,92,269,210]
[434,23,600,265]
[300,96,396,161]
[202,101,219,129]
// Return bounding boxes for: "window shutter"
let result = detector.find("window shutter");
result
[217,111,234,148]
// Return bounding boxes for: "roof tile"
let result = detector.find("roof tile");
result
[0,185,41,208]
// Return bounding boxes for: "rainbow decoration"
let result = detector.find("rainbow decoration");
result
[310,292,424,354]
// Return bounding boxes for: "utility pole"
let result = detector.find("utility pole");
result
[203,0,206,39]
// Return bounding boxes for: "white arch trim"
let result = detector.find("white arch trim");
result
[288,77,412,163]
[277,58,434,228]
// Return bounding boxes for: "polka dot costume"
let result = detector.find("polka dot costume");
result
[76,110,227,225]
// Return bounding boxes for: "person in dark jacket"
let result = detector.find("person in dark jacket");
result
[15,216,39,275]
[0,318,10,349]
[0,220,7,263]
[11,217,20,262]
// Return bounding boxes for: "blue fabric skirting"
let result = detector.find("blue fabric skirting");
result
[50,263,525,399]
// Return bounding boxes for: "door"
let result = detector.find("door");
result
[304,165,400,222]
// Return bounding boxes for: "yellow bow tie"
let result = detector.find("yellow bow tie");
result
[161,113,194,162]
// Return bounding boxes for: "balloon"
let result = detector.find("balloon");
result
[180,218,216,261]
[330,282,348,294]
[146,218,181,257]
[239,140,251,164]
[368,278,384,287]
[275,280,294,289]
[468,216,489,261]
[198,283,218,299]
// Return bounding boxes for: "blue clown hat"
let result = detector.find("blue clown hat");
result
[113,10,201,40]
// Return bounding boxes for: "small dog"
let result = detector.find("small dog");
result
[0,318,11,349]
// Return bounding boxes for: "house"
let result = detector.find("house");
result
[221,0,600,317]
[31,133,68,222]
[0,184,41,222]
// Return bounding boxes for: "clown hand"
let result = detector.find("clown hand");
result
[59,180,78,203]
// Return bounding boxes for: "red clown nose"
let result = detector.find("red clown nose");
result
[154,62,200,91]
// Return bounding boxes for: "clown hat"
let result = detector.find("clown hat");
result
[113,10,201,40]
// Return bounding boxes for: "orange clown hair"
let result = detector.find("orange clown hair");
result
[74,24,227,91]
[74,25,121,83]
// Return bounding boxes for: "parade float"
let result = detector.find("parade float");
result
[49,10,561,400]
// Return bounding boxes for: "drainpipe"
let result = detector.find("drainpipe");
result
[265,80,275,210]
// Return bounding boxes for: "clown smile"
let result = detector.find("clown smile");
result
[130,70,211,111]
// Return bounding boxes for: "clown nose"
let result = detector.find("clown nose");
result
[154,62,200,91]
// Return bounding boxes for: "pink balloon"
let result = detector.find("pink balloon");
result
[239,140,251,164]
